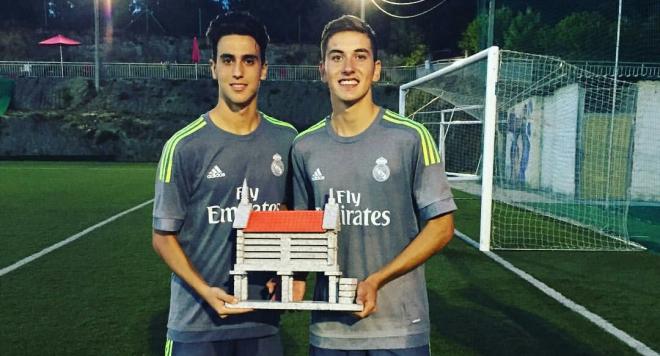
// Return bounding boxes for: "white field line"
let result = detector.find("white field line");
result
[455,230,658,356]
[0,199,154,277]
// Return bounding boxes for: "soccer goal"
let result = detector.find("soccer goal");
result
[400,47,646,251]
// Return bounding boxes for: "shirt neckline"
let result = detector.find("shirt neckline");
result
[325,107,384,143]
[203,111,265,141]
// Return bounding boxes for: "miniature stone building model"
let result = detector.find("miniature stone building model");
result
[228,181,362,311]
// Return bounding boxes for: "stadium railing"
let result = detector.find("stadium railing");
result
[571,60,660,79]
[0,61,417,83]
[2,60,659,82]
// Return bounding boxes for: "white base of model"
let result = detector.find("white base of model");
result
[226,300,363,311]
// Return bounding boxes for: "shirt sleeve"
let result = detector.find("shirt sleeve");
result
[291,142,314,210]
[152,145,190,232]
[413,127,457,221]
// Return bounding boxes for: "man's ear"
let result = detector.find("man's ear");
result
[372,59,382,82]
[319,61,327,83]
[209,58,217,80]
[260,61,268,80]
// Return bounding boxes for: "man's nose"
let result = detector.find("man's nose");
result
[341,57,355,74]
[232,62,243,78]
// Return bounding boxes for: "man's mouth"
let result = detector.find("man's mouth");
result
[339,79,359,86]
[230,83,247,91]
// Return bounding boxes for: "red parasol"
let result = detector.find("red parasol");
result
[192,36,201,79]
[39,34,81,77]
[191,36,201,64]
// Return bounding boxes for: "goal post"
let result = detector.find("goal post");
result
[480,46,499,251]
[400,46,498,251]
[400,46,645,251]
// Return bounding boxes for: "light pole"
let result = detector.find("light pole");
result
[94,0,100,91]
[360,0,365,20]
[487,0,495,47]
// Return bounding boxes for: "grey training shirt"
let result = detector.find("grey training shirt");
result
[153,112,297,342]
[292,108,456,350]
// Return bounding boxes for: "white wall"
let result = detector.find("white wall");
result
[631,81,660,202]
[540,84,579,196]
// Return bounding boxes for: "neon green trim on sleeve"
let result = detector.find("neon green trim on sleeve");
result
[295,118,327,140]
[158,117,206,183]
[164,339,173,356]
[383,110,440,166]
[260,112,298,133]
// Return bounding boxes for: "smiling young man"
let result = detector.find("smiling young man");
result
[291,15,456,355]
[151,12,297,356]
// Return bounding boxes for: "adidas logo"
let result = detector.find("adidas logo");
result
[207,165,226,179]
[311,168,325,181]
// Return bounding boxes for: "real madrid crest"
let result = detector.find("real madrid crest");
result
[372,157,390,182]
[271,153,284,177]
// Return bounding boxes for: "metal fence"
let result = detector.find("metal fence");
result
[103,62,209,80]
[0,61,96,78]
[570,61,660,79]
[1,60,659,82]
[0,61,417,83]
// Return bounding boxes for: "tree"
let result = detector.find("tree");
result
[620,12,660,62]
[458,6,620,60]
[547,12,615,60]
[386,20,428,65]
[503,8,548,53]
[458,6,514,54]
[458,16,481,55]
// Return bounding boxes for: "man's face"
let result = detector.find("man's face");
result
[210,34,267,110]
[320,31,381,106]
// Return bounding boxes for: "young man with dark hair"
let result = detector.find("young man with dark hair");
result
[292,15,456,355]
[152,11,297,356]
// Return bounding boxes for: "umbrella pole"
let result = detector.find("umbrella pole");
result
[59,45,64,77]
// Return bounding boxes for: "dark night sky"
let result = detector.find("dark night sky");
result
[277,0,478,57]
[239,0,477,56]
[0,0,477,59]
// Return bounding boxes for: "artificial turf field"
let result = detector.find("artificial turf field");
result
[0,161,658,355]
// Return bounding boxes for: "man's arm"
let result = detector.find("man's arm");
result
[152,229,252,317]
[354,212,454,318]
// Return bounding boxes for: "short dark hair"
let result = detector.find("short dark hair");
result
[206,11,269,63]
[320,15,378,61]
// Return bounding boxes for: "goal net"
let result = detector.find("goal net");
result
[401,47,645,251]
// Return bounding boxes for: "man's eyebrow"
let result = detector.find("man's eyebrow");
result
[327,48,371,56]
[219,53,259,61]
[352,48,373,56]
